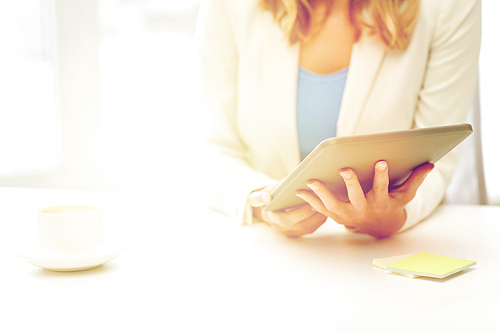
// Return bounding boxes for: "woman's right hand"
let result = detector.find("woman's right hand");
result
[248,182,328,238]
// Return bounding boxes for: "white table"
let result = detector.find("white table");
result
[1,187,499,332]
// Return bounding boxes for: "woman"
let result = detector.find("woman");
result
[196,0,480,238]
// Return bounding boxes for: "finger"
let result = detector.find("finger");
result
[248,191,272,207]
[303,180,343,213]
[269,203,316,228]
[345,225,365,234]
[396,162,434,203]
[280,213,328,238]
[372,161,390,207]
[296,190,333,218]
[339,168,368,210]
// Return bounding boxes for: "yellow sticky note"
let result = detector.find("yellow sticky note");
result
[387,252,476,279]
[372,253,421,278]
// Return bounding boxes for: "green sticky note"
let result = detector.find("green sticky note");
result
[387,252,476,279]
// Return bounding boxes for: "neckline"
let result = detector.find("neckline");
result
[299,66,348,77]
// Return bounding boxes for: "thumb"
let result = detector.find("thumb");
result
[248,190,272,207]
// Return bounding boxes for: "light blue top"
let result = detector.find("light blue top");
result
[296,67,348,160]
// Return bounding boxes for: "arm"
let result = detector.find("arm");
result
[403,0,481,231]
[195,0,276,223]
[196,0,329,236]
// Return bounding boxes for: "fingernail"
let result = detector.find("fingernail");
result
[307,182,319,191]
[261,192,271,203]
[295,193,304,198]
[377,162,386,171]
[340,170,351,179]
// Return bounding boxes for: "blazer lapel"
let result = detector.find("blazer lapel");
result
[259,25,387,172]
[337,34,388,137]
[261,22,301,173]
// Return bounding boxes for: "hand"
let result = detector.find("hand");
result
[248,182,328,238]
[295,161,434,238]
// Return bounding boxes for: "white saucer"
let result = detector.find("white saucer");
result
[12,237,131,272]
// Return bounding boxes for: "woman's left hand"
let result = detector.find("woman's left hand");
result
[295,161,434,238]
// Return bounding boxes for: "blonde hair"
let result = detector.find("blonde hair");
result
[260,0,419,50]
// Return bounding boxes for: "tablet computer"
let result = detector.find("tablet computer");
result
[262,123,472,212]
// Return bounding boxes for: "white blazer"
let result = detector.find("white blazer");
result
[196,0,481,231]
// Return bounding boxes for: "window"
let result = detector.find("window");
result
[480,0,500,204]
[0,0,59,177]
[1,0,498,204]
[99,0,201,192]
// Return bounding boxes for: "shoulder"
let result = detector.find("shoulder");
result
[198,0,264,24]
[419,0,480,16]
[418,0,481,30]
[198,0,281,48]
[414,0,481,47]
[219,0,260,12]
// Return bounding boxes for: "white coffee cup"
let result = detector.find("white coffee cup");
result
[37,205,103,251]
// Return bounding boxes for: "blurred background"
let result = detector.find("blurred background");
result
[0,0,499,204]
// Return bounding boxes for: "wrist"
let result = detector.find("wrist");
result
[366,208,407,238]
